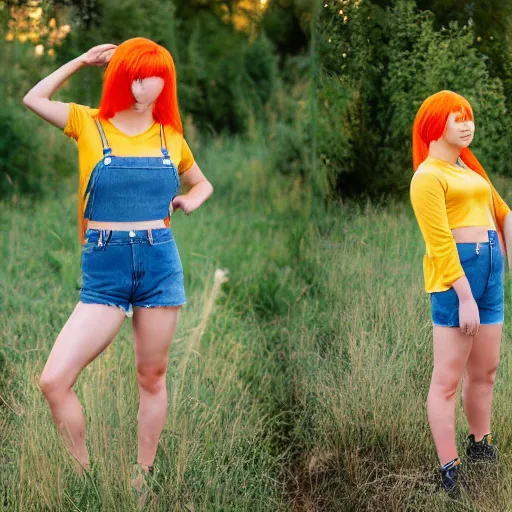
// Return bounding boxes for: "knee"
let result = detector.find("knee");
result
[428,377,460,402]
[137,364,167,395]
[39,371,65,399]
[485,364,499,384]
[468,363,500,387]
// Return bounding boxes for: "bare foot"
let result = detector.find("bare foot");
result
[130,463,151,510]
[73,456,90,476]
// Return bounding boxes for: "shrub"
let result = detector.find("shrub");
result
[319,0,512,199]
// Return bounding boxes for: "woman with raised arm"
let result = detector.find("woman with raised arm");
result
[410,90,511,496]
[23,38,213,507]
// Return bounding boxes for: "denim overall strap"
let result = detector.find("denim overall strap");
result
[95,119,168,160]
[160,124,170,162]
[83,119,112,209]
[95,118,113,158]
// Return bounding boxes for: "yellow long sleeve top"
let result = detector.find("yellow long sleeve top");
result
[410,155,501,293]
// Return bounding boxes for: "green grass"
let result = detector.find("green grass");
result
[3,127,512,511]
[288,196,512,511]
[0,133,312,511]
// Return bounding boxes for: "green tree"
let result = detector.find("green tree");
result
[373,0,512,108]
[319,0,512,199]
[262,0,310,59]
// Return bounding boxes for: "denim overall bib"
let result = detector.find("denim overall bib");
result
[80,119,186,317]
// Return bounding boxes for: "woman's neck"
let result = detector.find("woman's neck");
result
[109,103,155,136]
[428,139,461,165]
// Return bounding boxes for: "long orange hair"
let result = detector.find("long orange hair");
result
[78,38,182,244]
[412,90,509,251]
[98,37,183,133]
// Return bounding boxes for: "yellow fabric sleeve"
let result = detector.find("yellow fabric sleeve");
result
[491,184,511,256]
[63,103,92,141]
[410,171,465,290]
[489,181,511,232]
[178,138,195,174]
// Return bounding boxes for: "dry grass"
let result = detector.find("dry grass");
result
[288,200,512,511]
[0,137,294,511]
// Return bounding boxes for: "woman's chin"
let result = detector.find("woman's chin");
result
[130,101,153,112]
[455,140,472,150]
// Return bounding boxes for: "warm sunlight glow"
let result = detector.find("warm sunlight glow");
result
[5,0,71,56]
[229,0,270,34]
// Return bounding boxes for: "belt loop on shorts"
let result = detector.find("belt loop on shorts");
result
[104,229,113,248]
[476,242,480,255]
[148,229,154,246]
[97,229,103,247]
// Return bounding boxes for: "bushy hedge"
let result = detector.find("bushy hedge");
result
[319,0,512,199]
[0,103,42,198]
[177,12,278,133]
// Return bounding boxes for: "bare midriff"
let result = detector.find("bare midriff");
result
[451,226,494,243]
[86,219,167,230]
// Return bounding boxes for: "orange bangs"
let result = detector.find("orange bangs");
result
[98,37,183,133]
[412,90,473,171]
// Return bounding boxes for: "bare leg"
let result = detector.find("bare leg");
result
[427,325,473,466]
[132,305,181,471]
[39,302,126,472]
[462,323,502,440]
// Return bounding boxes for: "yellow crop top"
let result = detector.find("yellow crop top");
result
[410,156,497,293]
[63,103,195,244]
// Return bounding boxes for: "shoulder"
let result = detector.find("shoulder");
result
[64,103,100,140]
[72,103,99,116]
[163,125,184,144]
[414,160,444,177]
[411,163,446,188]
[410,164,448,203]
[162,126,195,173]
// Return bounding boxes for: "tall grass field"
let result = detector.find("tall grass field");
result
[289,182,512,511]
[2,129,512,511]
[0,133,311,511]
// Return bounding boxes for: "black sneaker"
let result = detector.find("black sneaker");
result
[441,458,461,496]
[466,433,498,463]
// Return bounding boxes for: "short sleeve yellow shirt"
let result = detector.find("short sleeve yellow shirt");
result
[63,103,195,243]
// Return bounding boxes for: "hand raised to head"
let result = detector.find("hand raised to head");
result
[81,44,117,67]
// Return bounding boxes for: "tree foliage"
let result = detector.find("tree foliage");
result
[319,0,512,199]
[1,0,310,198]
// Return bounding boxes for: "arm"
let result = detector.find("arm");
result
[451,276,476,304]
[410,171,465,288]
[410,170,479,335]
[22,44,117,129]
[173,163,214,215]
[486,177,512,261]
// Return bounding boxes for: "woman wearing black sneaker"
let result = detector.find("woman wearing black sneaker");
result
[410,90,510,494]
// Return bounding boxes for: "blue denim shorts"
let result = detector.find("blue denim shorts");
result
[80,228,186,317]
[430,230,504,327]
